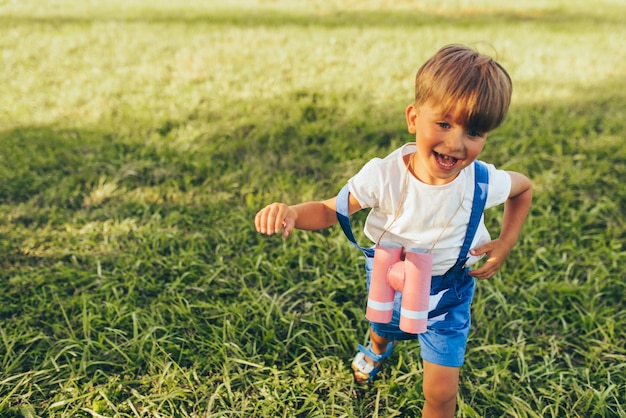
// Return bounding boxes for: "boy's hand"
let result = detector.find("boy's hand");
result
[470,171,532,280]
[255,203,297,238]
[468,238,513,279]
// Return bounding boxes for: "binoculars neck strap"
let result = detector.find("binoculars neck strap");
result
[336,161,490,264]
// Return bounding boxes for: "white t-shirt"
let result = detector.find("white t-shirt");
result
[348,143,512,275]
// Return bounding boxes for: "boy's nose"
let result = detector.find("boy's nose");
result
[443,130,464,152]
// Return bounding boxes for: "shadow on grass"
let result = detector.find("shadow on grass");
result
[0,80,624,263]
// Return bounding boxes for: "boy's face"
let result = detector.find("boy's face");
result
[405,102,487,185]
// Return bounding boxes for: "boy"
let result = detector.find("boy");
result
[255,44,532,417]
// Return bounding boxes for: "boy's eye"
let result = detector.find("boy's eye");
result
[468,130,482,137]
[437,122,450,129]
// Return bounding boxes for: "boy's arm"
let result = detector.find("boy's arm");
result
[255,194,362,238]
[469,171,533,279]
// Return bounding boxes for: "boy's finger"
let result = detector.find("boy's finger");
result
[470,240,495,256]
[254,208,268,233]
[273,207,287,234]
[471,256,501,279]
[282,218,294,238]
[470,266,492,279]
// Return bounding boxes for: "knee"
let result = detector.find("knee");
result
[423,380,458,407]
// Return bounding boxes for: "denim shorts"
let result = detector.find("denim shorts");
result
[365,256,476,368]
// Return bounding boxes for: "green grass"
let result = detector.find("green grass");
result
[1,0,625,416]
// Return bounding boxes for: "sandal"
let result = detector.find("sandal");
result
[351,342,393,384]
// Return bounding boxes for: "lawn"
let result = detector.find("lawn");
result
[0,0,625,416]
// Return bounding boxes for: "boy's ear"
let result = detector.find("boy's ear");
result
[406,104,417,134]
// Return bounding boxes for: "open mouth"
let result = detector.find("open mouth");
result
[434,151,459,169]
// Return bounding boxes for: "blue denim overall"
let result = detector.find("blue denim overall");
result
[336,161,489,367]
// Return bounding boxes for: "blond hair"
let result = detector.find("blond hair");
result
[415,44,512,132]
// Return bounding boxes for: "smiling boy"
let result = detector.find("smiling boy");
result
[255,44,532,417]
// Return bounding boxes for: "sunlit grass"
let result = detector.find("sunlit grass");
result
[1,0,625,417]
[2,0,624,130]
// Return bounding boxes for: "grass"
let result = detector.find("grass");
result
[0,0,625,416]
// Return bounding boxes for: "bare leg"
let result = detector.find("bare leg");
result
[422,360,460,418]
[369,326,393,355]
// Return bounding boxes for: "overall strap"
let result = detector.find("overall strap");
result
[336,184,375,258]
[456,161,489,264]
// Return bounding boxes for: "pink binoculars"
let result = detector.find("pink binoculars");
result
[367,243,433,334]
